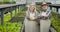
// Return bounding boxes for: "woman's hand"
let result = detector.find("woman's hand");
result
[29,17,36,20]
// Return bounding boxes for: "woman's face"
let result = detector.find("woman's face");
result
[29,5,35,12]
[42,5,48,11]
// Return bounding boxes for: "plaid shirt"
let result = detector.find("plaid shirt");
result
[38,7,51,19]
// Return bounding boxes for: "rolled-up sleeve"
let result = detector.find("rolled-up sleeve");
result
[26,11,29,18]
[46,7,51,16]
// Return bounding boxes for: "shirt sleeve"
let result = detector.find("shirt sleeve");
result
[35,11,39,18]
[46,7,51,16]
[26,11,29,18]
[37,11,44,19]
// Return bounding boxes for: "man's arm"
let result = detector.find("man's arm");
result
[46,10,51,16]
[46,7,51,16]
[44,8,51,18]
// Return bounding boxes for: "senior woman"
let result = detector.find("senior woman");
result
[24,3,40,32]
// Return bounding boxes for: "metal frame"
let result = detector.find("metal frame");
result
[0,4,26,25]
[49,4,60,17]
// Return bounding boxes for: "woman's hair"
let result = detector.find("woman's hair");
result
[27,3,36,12]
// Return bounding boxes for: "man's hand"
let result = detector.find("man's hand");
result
[44,15,48,19]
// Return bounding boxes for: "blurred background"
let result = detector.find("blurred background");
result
[0,0,60,32]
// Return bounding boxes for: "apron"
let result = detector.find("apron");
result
[40,19,51,32]
[40,11,51,32]
[24,11,40,32]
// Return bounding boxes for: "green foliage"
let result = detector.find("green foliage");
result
[0,6,27,32]
[36,6,41,12]
[1,6,60,32]
[0,22,22,32]
[51,12,60,32]
[0,0,16,4]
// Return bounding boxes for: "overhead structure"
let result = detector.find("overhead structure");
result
[16,0,26,4]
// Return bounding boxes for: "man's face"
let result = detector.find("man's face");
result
[42,5,48,10]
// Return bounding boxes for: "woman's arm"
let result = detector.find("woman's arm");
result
[26,11,30,19]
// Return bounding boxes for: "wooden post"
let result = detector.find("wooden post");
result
[17,5,19,13]
[1,9,4,25]
[50,6,52,10]
[15,6,17,16]
[10,7,13,19]
[56,8,59,18]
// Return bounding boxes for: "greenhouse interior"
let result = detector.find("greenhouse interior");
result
[0,0,60,32]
